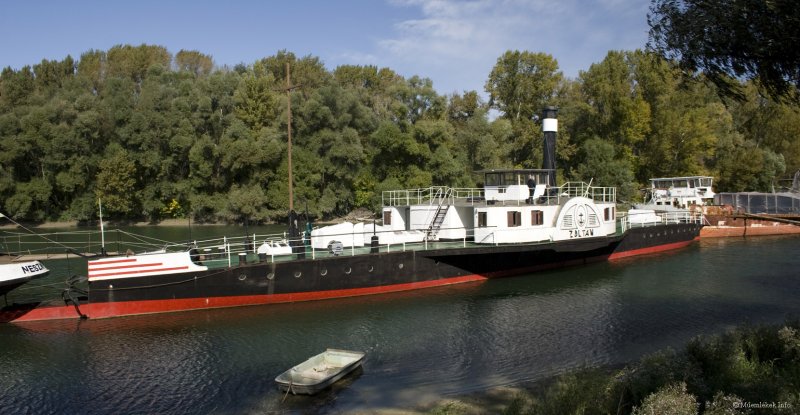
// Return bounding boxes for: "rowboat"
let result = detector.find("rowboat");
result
[275,349,365,395]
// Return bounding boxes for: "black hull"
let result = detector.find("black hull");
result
[87,235,626,306]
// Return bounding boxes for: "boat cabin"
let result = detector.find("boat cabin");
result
[480,169,552,204]
[647,176,715,208]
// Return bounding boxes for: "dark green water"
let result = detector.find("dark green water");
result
[1,232,799,414]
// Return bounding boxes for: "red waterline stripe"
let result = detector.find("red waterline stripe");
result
[88,262,164,272]
[608,238,696,260]
[88,258,137,266]
[89,266,190,279]
[7,274,488,322]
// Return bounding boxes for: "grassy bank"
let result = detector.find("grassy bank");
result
[0,218,208,230]
[411,321,800,414]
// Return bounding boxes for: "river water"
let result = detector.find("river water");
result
[1,231,799,414]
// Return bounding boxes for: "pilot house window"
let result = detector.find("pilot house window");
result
[507,211,522,227]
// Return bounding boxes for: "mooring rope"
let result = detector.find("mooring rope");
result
[0,212,95,257]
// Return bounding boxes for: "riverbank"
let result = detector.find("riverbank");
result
[371,321,800,415]
[0,218,208,230]
[1,208,378,230]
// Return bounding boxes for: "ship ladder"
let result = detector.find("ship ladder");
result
[425,188,451,241]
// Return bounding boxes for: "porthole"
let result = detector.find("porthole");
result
[344,267,352,275]
[267,272,275,280]
[320,268,328,276]
[398,263,404,269]
[368,265,374,272]
[238,274,247,281]
[294,271,302,278]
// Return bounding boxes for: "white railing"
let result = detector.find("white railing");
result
[382,183,616,207]
[382,186,450,206]
[382,186,488,207]
[538,182,616,204]
[621,210,704,231]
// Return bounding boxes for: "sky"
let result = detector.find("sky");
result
[0,0,651,97]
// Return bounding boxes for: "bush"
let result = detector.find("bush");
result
[632,382,697,415]
[523,322,800,415]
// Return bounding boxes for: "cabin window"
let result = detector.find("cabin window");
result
[477,212,487,227]
[604,207,616,221]
[531,210,544,226]
[383,210,391,225]
[507,211,522,227]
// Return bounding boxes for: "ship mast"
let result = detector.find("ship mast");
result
[278,63,304,254]
[282,62,301,212]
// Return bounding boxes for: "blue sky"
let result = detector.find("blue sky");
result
[1,0,650,96]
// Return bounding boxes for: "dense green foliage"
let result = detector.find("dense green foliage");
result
[428,322,800,414]
[648,0,800,102]
[1,44,799,222]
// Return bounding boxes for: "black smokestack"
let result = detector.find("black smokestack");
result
[541,106,558,187]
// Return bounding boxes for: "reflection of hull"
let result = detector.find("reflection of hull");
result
[1,223,701,323]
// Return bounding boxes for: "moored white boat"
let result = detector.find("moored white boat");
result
[0,260,50,296]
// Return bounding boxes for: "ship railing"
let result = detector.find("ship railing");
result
[0,228,196,259]
[168,225,570,266]
[534,182,617,206]
[450,188,486,205]
[619,210,704,232]
[382,187,487,207]
[383,186,451,206]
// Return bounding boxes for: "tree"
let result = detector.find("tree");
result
[105,44,171,85]
[233,70,279,132]
[485,51,563,168]
[485,50,563,122]
[579,51,652,154]
[224,184,270,223]
[95,149,138,217]
[175,50,213,76]
[0,66,35,109]
[648,0,800,101]
[573,138,637,201]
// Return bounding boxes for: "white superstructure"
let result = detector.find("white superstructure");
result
[643,176,715,209]
[309,171,618,248]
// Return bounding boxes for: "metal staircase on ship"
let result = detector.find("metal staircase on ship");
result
[425,187,452,241]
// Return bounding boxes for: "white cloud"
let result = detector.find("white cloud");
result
[375,0,649,94]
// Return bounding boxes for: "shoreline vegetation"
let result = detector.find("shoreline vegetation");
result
[0,208,379,230]
[383,321,800,415]
[2,46,799,226]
